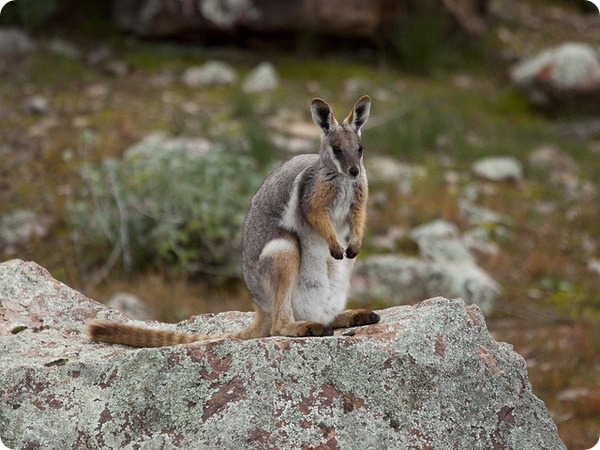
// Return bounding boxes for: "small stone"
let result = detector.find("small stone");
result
[47,38,81,59]
[458,198,510,227]
[472,156,524,181]
[343,77,370,99]
[86,46,111,66]
[242,62,279,93]
[367,156,415,195]
[85,83,110,99]
[106,292,153,320]
[528,145,577,175]
[104,60,129,77]
[271,134,314,153]
[463,228,500,258]
[124,132,212,161]
[181,61,238,88]
[587,259,600,275]
[370,226,407,252]
[23,96,49,115]
[0,210,51,247]
[0,28,35,56]
[411,220,478,265]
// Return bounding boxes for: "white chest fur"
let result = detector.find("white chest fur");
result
[330,179,356,224]
[292,237,352,324]
[279,172,360,325]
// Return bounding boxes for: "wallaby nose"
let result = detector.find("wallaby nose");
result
[349,167,360,178]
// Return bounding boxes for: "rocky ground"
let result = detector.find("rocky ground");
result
[0,0,599,448]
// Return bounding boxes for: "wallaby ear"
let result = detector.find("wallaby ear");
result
[311,98,337,135]
[343,95,371,136]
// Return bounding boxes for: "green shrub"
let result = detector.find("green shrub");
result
[67,134,266,277]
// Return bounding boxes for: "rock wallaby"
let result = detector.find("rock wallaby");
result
[87,96,380,347]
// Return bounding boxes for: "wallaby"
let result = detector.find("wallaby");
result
[87,96,379,347]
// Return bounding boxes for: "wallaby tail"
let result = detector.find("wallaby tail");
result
[86,306,271,348]
[86,320,221,348]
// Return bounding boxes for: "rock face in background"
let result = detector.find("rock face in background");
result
[0,259,564,449]
[511,42,600,114]
[112,0,490,42]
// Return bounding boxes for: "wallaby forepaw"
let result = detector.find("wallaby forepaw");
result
[345,244,360,259]
[330,243,345,260]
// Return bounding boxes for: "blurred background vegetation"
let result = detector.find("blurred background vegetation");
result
[0,0,599,447]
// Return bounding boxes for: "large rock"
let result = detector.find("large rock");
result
[111,0,489,42]
[510,42,600,114]
[0,260,564,449]
[353,220,501,314]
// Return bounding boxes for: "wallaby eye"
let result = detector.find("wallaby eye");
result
[358,147,364,156]
[332,147,342,155]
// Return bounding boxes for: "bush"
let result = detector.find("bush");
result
[67,134,266,277]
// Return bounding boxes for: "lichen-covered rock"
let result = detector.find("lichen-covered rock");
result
[0,260,564,449]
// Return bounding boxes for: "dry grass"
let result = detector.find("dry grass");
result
[89,271,253,323]
[491,321,600,450]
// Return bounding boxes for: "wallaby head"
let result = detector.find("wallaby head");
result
[310,96,371,180]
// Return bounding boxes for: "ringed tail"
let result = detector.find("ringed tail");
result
[86,320,212,348]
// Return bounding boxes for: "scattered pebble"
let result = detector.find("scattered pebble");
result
[47,38,81,59]
[106,292,153,320]
[182,61,239,88]
[472,156,524,181]
[104,60,129,77]
[0,28,35,56]
[23,96,49,115]
[0,210,52,251]
[242,62,279,93]
[587,259,600,275]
